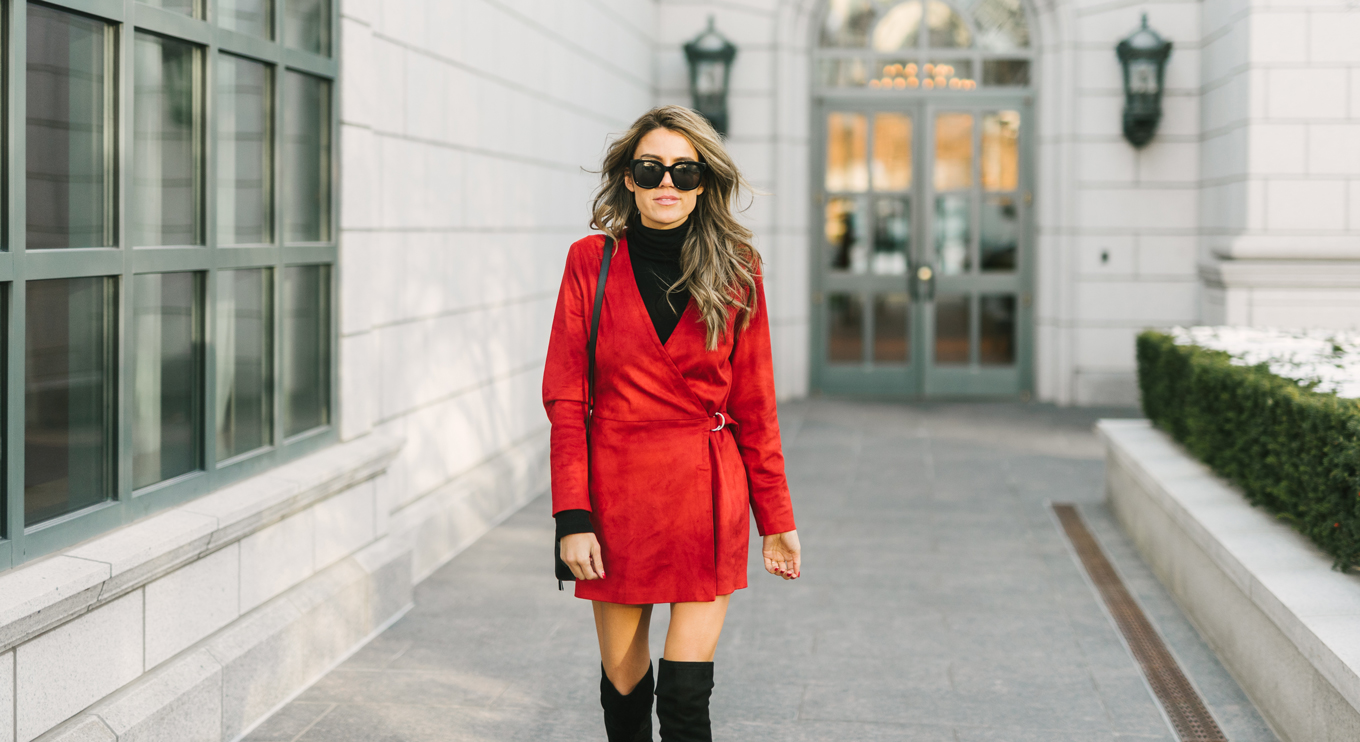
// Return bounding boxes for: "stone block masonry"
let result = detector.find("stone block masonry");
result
[0,419,546,742]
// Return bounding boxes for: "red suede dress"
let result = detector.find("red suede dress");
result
[543,234,797,605]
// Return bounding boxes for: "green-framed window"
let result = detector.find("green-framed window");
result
[1,0,339,570]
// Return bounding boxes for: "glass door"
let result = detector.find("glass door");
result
[920,101,1031,396]
[818,106,923,395]
[814,99,1032,397]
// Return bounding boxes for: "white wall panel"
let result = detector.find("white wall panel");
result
[1077,236,1136,277]
[1306,124,1360,175]
[1248,124,1308,175]
[1264,180,1347,231]
[1136,141,1199,184]
[1309,11,1360,64]
[340,0,655,522]
[1074,280,1198,324]
[1136,236,1199,277]
[1267,68,1349,120]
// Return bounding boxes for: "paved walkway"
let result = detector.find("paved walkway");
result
[244,400,1277,741]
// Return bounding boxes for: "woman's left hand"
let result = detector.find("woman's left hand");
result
[763,530,801,580]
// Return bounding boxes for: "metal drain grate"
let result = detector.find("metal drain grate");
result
[1053,504,1228,742]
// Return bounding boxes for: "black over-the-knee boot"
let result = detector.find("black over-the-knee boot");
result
[601,662,654,742]
[655,658,714,742]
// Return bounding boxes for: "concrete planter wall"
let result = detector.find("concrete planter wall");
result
[1102,419,1360,742]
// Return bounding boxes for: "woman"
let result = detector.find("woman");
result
[542,105,802,742]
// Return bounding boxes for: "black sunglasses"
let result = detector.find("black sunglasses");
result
[630,159,707,191]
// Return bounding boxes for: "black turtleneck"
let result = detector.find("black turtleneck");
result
[627,214,692,346]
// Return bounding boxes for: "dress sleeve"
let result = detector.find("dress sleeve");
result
[543,240,597,515]
[727,272,797,536]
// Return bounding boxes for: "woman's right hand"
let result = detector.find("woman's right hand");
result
[560,532,606,580]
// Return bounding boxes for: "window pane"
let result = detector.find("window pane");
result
[139,0,196,17]
[216,269,273,461]
[934,293,970,365]
[926,0,971,47]
[218,0,272,39]
[134,33,200,247]
[284,72,332,242]
[284,0,329,55]
[25,278,115,526]
[282,266,330,436]
[217,54,272,245]
[26,5,113,250]
[826,197,866,273]
[821,0,875,47]
[826,112,867,192]
[869,60,917,90]
[818,58,868,88]
[872,113,911,190]
[935,194,971,275]
[982,59,1030,87]
[872,196,910,276]
[133,273,202,489]
[973,0,1030,51]
[980,295,1016,365]
[828,293,864,363]
[934,112,973,191]
[871,2,921,51]
[982,111,1021,190]
[873,293,910,363]
[981,196,1019,272]
[922,60,974,91]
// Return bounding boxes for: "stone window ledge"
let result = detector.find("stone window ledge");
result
[0,434,403,654]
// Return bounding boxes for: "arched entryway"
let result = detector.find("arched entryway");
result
[811,0,1036,397]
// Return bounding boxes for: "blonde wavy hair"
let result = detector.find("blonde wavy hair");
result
[590,106,759,350]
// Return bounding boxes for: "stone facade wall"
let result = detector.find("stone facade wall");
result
[1032,0,1203,406]
[1198,0,1360,330]
[337,0,656,576]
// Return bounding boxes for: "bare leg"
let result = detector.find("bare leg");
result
[593,601,654,694]
[663,593,731,662]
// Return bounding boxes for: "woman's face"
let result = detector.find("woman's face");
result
[624,127,705,230]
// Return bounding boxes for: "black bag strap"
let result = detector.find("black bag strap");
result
[559,236,612,591]
[585,237,613,432]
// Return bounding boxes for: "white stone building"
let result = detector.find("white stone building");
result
[0,0,1356,740]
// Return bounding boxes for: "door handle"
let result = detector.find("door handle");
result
[911,264,936,301]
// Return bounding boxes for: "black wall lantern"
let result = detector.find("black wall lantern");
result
[684,16,737,137]
[1116,14,1173,148]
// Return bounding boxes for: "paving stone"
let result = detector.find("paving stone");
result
[245,400,1278,742]
[239,702,334,741]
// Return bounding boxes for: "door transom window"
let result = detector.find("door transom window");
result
[818,0,1034,91]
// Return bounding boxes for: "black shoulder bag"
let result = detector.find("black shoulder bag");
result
[556,237,613,589]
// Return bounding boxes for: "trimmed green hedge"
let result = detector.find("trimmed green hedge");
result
[1137,331,1360,569]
